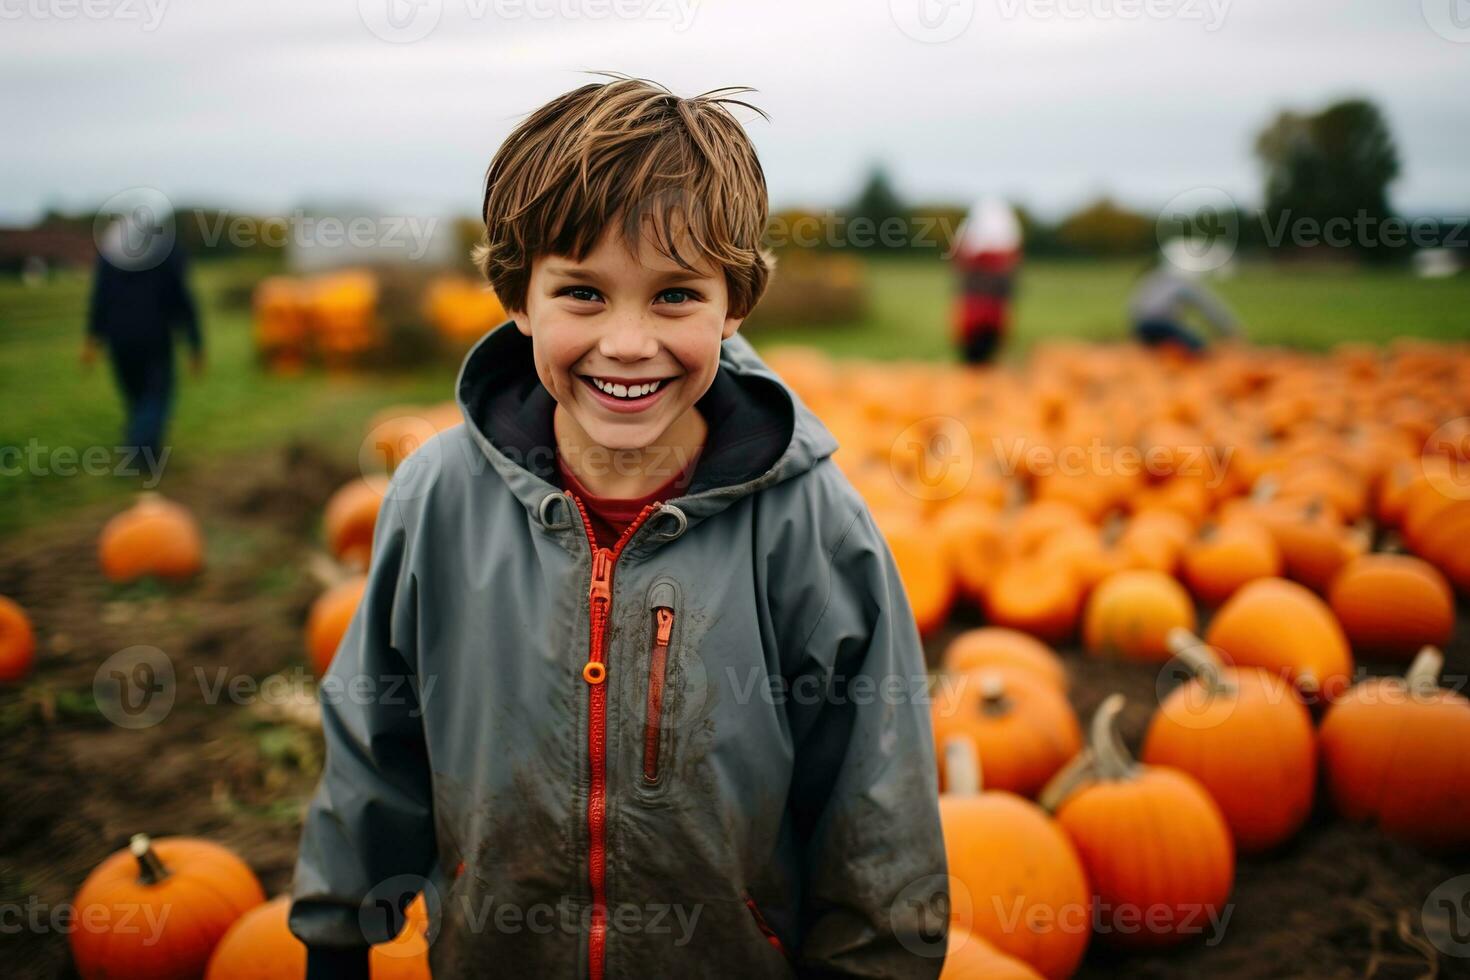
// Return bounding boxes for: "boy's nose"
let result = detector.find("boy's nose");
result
[597,314,660,361]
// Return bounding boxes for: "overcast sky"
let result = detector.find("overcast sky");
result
[2,0,1466,226]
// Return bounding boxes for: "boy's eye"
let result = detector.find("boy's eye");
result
[559,286,602,303]
[657,288,698,305]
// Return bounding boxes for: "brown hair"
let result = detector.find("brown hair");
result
[475,74,771,318]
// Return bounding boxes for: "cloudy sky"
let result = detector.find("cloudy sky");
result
[2,0,1466,226]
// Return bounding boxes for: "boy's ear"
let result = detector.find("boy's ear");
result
[721,315,743,341]
[512,312,531,337]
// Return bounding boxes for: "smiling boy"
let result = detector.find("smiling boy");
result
[289,76,947,978]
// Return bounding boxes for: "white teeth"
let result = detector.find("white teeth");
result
[590,377,663,399]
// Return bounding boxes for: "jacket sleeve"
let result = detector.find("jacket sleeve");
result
[289,486,435,970]
[784,504,948,977]
[164,246,202,353]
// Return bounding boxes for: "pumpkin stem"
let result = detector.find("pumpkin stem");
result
[978,673,1011,717]
[1378,530,1405,555]
[1038,748,1096,814]
[1165,628,1232,696]
[130,834,170,885]
[1250,475,1279,504]
[307,551,353,589]
[1089,693,1135,781]
[942,736,982,796]
[1295,668,1320,698]
[1405,646,1444,698]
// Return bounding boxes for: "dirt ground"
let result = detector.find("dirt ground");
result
[1,442,1466,979]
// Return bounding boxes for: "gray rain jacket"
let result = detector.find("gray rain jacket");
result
[289,321,948,978]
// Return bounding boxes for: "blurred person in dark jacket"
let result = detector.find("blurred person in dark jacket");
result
[82,208,203,461]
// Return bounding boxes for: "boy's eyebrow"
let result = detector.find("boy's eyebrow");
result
[543,264,715,285]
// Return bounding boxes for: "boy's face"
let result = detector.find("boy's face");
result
[512,219,742,453]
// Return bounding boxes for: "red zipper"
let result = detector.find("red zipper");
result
[744,892,787,956]
[643,606,675,783]
[570,494,660,980]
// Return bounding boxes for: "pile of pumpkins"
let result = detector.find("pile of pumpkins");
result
[253,272,506,373]
[68,833,431,979]
[758,341,1470,978]
[253,270,381,372]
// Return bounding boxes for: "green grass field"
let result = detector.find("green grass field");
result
[2,256,1466,535]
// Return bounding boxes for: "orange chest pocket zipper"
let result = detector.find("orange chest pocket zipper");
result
[643,581,677,785]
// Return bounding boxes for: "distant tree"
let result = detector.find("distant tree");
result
[1055,198,1155,256]
[1254,99,1401,259]
[842,165,909,252]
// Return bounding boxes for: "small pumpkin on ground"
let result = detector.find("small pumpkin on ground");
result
[1040,696,1235,950]
[0,594,37,684]
[1204,577,1354,702]
[1180,518,1281,607]
[71,834,265,980]
[932,670,1082,799]
[1318,646,1470,852]
[939,737,1091,980]
[98,493,204,583]
[323,476,390,571]
[1142,629,1317,853]
[941,628,1067,691]
[306,574,369,677]
[1082,569,1196,663]
[1328,552,1454,660]
[205,894,432,979]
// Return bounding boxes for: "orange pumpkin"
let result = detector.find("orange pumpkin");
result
[881,515,956,636]
[306,575,368,676]
[1041,696,1234,949]
[1180,518,1281,606]
[941,929,1044,980]
[71,834,265,980]
[941,628,1067,691]
[0,594,36,684]
[984,561,1082,644]
[938,506,1006,606]
[932,670,1082,799]
[98,493,204,583]
[939,738,1091,980]
[1082,570,1196,663]
[205,894,431,979]
[324,476,389,571]
[1204,577,1354,702]
[1328,554,1454,660]
[1116,509,1193,574]
[1318,647,1470,852]
[1142,629,1317,853]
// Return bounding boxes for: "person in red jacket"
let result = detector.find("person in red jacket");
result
[951,195,1022,364]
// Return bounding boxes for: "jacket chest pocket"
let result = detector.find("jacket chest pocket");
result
[634,579,681,798]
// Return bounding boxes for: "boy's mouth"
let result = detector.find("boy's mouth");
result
[577,373,676,413]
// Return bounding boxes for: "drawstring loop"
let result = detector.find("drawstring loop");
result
[538,491,573,530]
[650,503,689,541]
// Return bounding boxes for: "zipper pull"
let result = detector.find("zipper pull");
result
[654,607,674,645]
[590,548,613,604]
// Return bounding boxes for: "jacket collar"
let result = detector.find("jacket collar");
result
[455,321,837,541]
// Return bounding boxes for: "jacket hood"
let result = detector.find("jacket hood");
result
[454,321,838,533]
